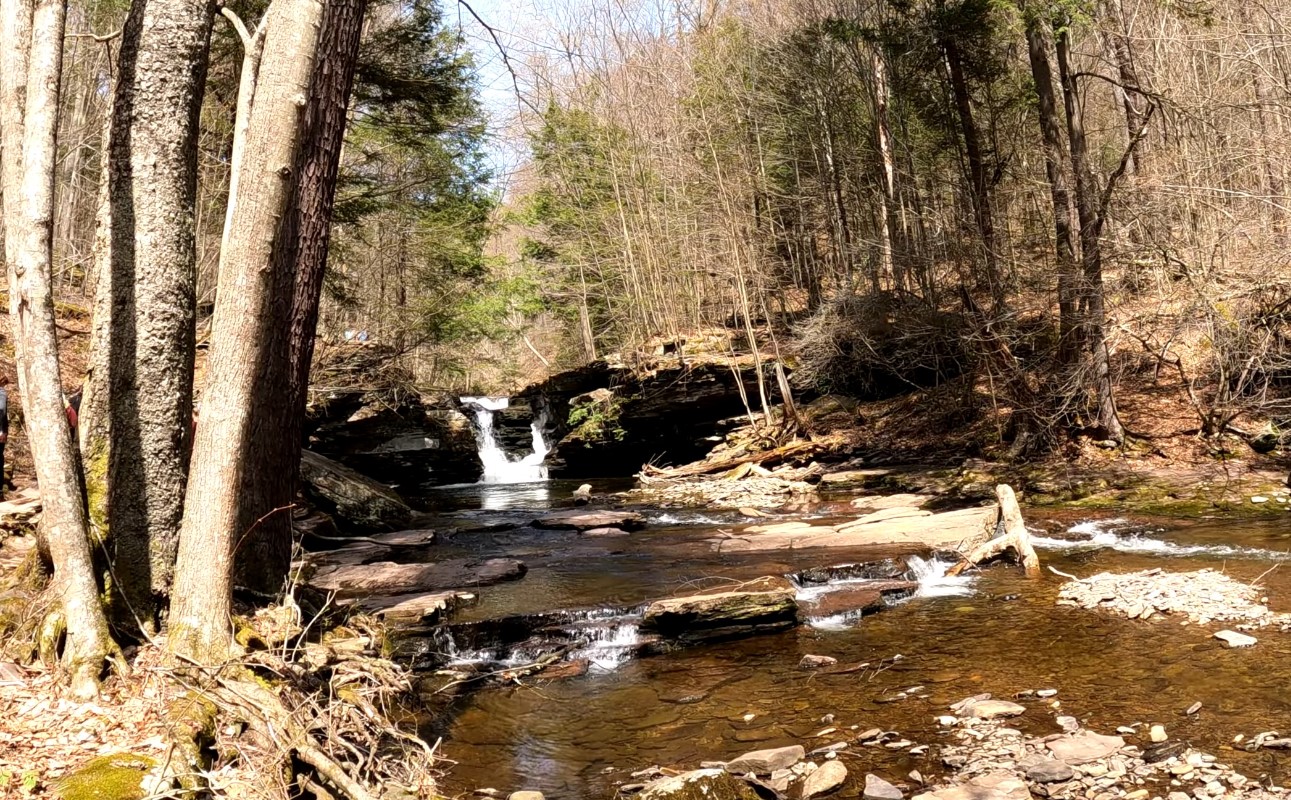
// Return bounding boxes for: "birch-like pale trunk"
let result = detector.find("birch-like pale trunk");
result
[0,0,121,699]
[169,0,324,662]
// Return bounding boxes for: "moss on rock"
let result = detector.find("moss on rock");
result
[53,753,156,800]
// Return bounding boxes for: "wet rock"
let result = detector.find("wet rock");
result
[1023,757,1074,784]
[719,507,994,553]
[534,510,645,531]
[299,449,413,532]
[572,484,593,504]
[801,581,917,619]
[800,654,839,670]
[309,557,526,596]
[639,772,761,800]
[913,772,1030,800]
[1045,732,1125,764]
[801,761,848,798]
[642,577,798,642]
[361,590,467,625]
[968,700,1027,720]
[509,793,545,800]
[724,745,806,775]
[1150,726,1168,743]
[1213,630,1257,648]
[1057,716,1080,732]
[368,528,437,547]
[864,773,903,800]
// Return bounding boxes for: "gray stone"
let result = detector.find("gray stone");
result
[801,762,848,799]
[864,773,903,800]
[724,745,806,776]
[1024,758,1075,784]
[299,450,412,532]
[1150,725,1167,743]
[582,527,630,537]
[913,772,1030,800]
[309,557,526,596]
[1213,630,1257,648]
[534,510,645,531]
[509,793,545,800]
[642,577,798,641]
[1045,732,1125,764]
[800,654,839,670]
[968,700,1027,720]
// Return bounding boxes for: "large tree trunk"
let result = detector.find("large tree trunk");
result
[79,0,214,633]
[237,0,368,594]
[1022,10,1080,365]
[0,0,120,699]
[169,0,324,662]
[1056,24,1124,443]
[942,37,1005,312]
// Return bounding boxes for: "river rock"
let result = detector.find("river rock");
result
[1044,732,1124,764]
[724,745,806,775]
[1214,630,1257,648]
[912,772,1030,800]
[299,449,414,532]
[967,700,1026,720]
[717,506,994,553]
[800,581,917,619]
[800,654,839,670]
[572,484,593,504]
[864,773,903,800]
[369,528,437,547]
[582,527,629,537]
[534,510,645,531]
[360,590,465,625]
[642,577,798,642]
[802,761,848,798]
[509,793,545,800]
[309,557,526,596]
[639,769,759,800]
[1022,757,1074,783]
[1143,740,1187,763]
[1150,725,1168,742]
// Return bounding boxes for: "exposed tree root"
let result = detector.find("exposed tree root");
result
[947,484,1040,578]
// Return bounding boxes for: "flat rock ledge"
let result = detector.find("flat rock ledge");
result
[711,506,994,553]
[309,557,526,597]
[1058,568,1291,637]
[533,511,646,531]
[641,577,798,642]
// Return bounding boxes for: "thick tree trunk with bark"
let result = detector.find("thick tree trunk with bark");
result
[169,0,324,662]
[79,0,214,632]
[1056,25,1124,443]
[0,0,121,698]
[1022,11,1080,365]
[237,0,368,594]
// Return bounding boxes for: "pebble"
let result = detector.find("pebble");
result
[1037,689,1059,698]
[1252,496,1269,503]
[938,716,959,727]
[1151,726,1169,743]
[1186,702,1203,716]
[859,728,883,741]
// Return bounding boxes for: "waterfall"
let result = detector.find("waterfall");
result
[460,396,551,484]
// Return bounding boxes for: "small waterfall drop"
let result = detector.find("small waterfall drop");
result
[460,396,551,484]
[906,555,976,598]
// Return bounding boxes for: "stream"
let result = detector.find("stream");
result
[404,479,1291,799]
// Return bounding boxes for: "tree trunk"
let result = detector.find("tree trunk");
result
[1022,10,1080,365]
[79,0,214,633]
[942,37,1005,312]
[236,0,367,595]
[1056,24,1124,443]
[0,0,120,698]
[169,0,324,662]
[871,45,901,291]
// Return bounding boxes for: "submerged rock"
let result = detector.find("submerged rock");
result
[642,577,798,642]
[639,769,760,800]
[724,745,806,775]
[802,761,848,798]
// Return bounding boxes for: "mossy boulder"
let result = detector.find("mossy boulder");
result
[53,753,157,800]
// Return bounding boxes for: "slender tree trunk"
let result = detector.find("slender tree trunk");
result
[79,0,214,633]
[217,7,267,273]
[1056,24,1124,442]
[942,37,1005,312]
[169,0,324,662]
[871,45,900,291]
[236,0,367,594]
[0,0,120,699]
[1023,10,1080,365]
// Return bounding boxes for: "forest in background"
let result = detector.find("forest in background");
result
[488,0,1291,460]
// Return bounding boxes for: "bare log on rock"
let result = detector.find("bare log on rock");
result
[947,485,1040,577]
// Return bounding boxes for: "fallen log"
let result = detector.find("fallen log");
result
[947,484,1039,578]
[639,440,822,481]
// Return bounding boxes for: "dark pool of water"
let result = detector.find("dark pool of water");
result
[412,484,1291,799]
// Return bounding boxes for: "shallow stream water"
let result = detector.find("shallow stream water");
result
[413,481,1291,799]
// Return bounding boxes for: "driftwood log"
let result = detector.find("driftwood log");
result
[947,484,1040,577]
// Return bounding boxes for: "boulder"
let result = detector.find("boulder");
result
[572,484,593,504]
[639,769,760,800]
[724,745,806,775]
[912,772,1030,800]
[1044,732,1124,764]
[967,700,1026,720]
[299,450,413,533]
[309,557,526,596]
[582,527,629,537]
[800,581,916,619]
[714,506,994,553]
[534,510,645,531]
[864,773,904,800]
[802,761,848,798]
[1021,757,1074,784]
[642,577,798,642]
[509,793,545,800]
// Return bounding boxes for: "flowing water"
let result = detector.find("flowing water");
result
[460,396,552,484]
[410,481,1291,799]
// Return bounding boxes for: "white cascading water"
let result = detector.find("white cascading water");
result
[460,396,551,484]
